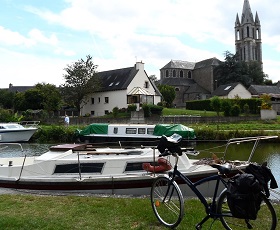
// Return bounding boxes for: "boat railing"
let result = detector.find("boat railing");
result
[222,135,278,162]
[19,121,40,127]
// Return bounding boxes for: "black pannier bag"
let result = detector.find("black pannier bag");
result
[227,162,278,220]
[226,173,262,220]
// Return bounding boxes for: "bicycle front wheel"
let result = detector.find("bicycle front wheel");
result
[217,189,277,230]
[151,176,184,228]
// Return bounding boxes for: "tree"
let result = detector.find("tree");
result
[210,96,222,116]
[215,51,267,88]
[149,75,160,86]
[35,83,62,113]
[0,89,14,109]
[60,55,101,115]
[157,84,176,108]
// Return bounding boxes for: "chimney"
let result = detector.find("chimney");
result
[135,61,144,71]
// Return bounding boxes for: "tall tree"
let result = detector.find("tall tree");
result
[60,55,101,115]
[0,89,14,109]
[215,51,267,88]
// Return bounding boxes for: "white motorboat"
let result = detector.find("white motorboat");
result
[0,135,273,196]
[0,121,39,143]
[75,123,196,146]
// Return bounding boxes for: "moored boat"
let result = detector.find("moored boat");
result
[75,123,196,146]
[0,135,274,196]
[0,121,39,143]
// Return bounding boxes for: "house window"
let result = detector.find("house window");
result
[144,81,149,88]
[165,70,169,78]
[98,97,101,103]
[138,128,146,134]
[173,70,176,78]
[91,98,94,104]
[105,97,109,103]
[113,127,118,134]
[179,70,183,78]
[91,111,95,116]
[104,110,109,114]
[126,128,137,134]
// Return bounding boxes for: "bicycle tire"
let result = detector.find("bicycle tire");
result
[150,176,184,228]
[217,188,277,230]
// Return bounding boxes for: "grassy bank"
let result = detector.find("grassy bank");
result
[0,194,279,230]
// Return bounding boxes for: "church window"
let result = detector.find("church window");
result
[256,28,260,39]
[236,30,240,40]
[175,87,180,91]
[165,70,169,78]
[187,71,192,79]
[247,26,249,37]
[179,70,183,78]
[252,28,255,39]
[172,70,176,78]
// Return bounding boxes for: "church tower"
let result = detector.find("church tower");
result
[235,0,262,65]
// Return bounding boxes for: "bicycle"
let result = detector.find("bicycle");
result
[150,135,277,229]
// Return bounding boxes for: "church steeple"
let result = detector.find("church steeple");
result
[235,0,262,66]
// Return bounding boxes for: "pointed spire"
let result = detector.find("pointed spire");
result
[241,0,254,24]
[255,12,260,25]
[235,13,240,26]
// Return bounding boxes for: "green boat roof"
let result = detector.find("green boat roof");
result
[153,124,195,139]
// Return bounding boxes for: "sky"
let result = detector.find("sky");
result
[0,0,279,88]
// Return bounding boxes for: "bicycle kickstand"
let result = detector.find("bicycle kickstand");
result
[195,215,210,230]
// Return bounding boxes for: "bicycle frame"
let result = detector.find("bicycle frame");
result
[164,155,228,219]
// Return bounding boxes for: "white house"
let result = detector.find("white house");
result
[212,83,251,99]
[81,62,162,116]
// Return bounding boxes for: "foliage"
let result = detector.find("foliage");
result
[210,96,222,116]
[0,89,14,109]
[260,94,272,110]
[60,55,101,115]
[148,74,160,86]
[186,98,261,114]
[127,104,137,112]
[34,83,62,112]
[142,103,151,117]
[157,84,176,108]
[221,100,231,117]
[214,51,266,88]
[0,109,23,122]
[148,104,163,115]
[112,107,119,118]
[230,104,241,116]
[243,103,250,115]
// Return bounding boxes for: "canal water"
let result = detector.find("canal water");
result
[0,141,279,200]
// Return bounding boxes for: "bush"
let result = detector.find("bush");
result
[230,104,241,116]
[127,104,137,112]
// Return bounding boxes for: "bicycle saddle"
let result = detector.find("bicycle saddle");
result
[211,163,232,174]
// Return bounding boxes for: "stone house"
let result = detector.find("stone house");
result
[159,58,221,107]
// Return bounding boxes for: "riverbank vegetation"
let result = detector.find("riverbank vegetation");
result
[30,108,280,143]
[0,194,278,230]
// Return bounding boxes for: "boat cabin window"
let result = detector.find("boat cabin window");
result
[147,128,154,135]
[138,128,146,134]
[126,128,137,134]
[113,127,118,134]
[125,162,155,172]
[54,163,104,174]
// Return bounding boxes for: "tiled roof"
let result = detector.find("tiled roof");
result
[248,85,280,95]
[97,67,137,92]
[212,82,240,96]
[194,57,221,69]
[161,60,195,70]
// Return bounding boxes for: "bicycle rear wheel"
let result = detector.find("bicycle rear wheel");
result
[150,176,184,228]
[217,189,277,230]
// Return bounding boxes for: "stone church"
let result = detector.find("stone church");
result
[159,0,262,108]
